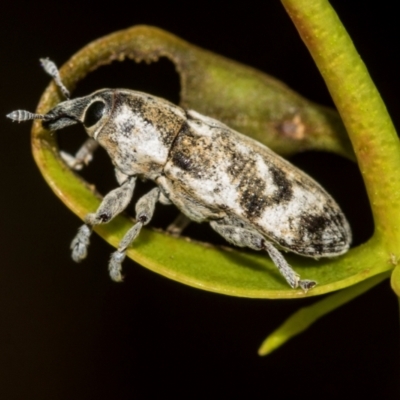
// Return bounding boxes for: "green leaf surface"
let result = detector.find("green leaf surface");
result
[31,25,396,299]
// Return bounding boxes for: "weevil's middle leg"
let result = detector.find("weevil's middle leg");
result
[109,187,160,282]
[166,212,191,236]
[60,138,99,171]
[209,220,316,291]
[71,176,136,262]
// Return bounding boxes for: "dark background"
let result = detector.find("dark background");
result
[1,1,399,399]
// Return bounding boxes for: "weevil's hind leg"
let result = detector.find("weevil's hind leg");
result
[60,138,99,171]
[262,241,316,291]
[109,187,160,282]
[166,212,191,236]
[209,220,316,291]
[71,176,136,262]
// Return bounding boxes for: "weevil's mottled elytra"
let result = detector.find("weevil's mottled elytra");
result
[7,59,352,291]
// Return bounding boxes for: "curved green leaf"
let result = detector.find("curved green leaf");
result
[31,25,394,299]
[390,257,400,296]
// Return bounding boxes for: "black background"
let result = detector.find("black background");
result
[1,1,399,399]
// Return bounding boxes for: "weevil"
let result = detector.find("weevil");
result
[7,59,352,291]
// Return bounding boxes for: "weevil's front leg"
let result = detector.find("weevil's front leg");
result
[210,220,316,291]
[60,138,99,171]
[71,176,136,262]
[109,187,160,282]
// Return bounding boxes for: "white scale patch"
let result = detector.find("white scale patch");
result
[114,104,169,166]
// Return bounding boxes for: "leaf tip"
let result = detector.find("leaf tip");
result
[257,335,283,356]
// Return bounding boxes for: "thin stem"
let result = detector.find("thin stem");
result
[281,0,400,249]
[259,272,390,355]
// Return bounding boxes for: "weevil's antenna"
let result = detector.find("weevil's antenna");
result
[6,110,49,122]
[40,58,70,99]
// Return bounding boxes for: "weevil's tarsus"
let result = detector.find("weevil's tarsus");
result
[109,223,142,282]
[298,279,317,292]
[40,58,70,99]
[60,138,99,170]
[109,187,160,282]
[109,249,128,282]
[71,224,91,262]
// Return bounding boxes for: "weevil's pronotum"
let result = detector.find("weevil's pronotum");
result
[7,59,352,291]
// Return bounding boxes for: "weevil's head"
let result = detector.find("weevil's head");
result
[47,89,186,177]
[42,89,114,134]
[7,59,181,175]
[8,87,187,178]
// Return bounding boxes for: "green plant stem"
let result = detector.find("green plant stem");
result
[390,259,400,296]
[281,0,400,249]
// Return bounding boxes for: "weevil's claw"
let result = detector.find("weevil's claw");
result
[109,251,125,282]
[299,279,317,293]
[71,225,91,262]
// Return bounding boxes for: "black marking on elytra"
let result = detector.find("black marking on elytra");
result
[171,150,192,171]
[226,145,270,219]
[269,165,293,203]
[239,178,268,219]
[226,147,253,179]
[327,206,347,234]
[295,212,347,255]
[169,128,208,178]
[300,213,329,236]
[314,243,326,255]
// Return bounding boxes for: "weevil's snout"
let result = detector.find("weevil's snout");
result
[42,90,114,134]
[42,97,92,131]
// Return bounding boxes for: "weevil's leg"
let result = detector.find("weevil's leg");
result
[115,169,130,185]
[109,187,160,282]
[71,176,136,262]
[262,241,316,291]
[60,139,99,171]
[166,212,191,236]
[209,220,316,291]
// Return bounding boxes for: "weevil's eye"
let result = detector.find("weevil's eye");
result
[84,101,105,128]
